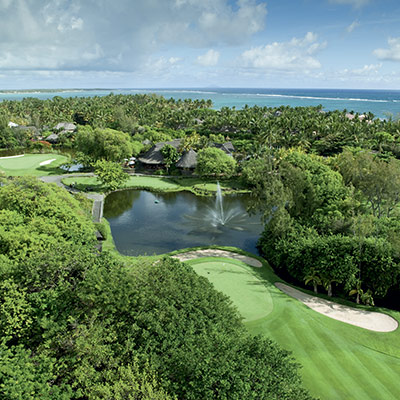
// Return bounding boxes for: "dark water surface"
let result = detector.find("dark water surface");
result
[104,190,264,256]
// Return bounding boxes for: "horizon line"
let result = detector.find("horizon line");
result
[1,87,400,92]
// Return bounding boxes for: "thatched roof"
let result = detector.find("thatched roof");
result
[138,138,182,165]
[15,125,39,134]
[213,141,235,155]
[54,122,76,132]
[46,133,59,143]
[222,141,235,153]
[176,149,197,169]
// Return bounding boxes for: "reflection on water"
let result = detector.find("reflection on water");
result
[104,189,263,256]
[104,190,141,218]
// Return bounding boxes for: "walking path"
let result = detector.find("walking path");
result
[276,282,398,332]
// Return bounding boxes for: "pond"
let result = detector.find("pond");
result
[104,189,264,256]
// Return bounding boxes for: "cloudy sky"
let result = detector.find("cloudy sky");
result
[1,0,400,89]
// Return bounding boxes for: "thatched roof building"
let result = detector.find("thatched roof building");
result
[213,141,235,155]
[46,133,59,144]
[138,138,182,165]
[176,149,197,169]
[54,122,76,132]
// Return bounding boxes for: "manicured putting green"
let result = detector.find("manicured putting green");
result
[187,255,400,400]
[191,258,273,322]
[0,153,68,176]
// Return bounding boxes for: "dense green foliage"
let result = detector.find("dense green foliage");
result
[2,94,400,305]
[0,177,95,262]
[0,176,312,399]
[2,94,400,159]
[242,149,400,302]
[0,115,30,149]
[2,93,400,397]
[93,160,129,191]
[196,147,237,178]
[160,144,180,172]
[75,126,133,165]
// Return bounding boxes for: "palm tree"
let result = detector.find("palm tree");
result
[304,270,322,294]
[321,276,337,297]
[349,280,363,304]
[360,289,375,306]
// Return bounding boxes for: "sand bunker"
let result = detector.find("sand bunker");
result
[276,282,398,332]
[0,154,24,159]
[39,158,56,166]
[173,249,262,267]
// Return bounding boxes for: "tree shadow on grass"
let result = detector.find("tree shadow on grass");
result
[36,165,67,176]
[71,181,104,192]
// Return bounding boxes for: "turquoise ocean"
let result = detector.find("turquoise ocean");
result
[1,88,399,119]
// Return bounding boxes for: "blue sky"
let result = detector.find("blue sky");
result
[0,0,400,89]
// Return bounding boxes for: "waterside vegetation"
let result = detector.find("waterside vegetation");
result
[1,93,400,399]
[0,176,313,400]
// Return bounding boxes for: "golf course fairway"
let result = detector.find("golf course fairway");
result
[0,153,68,176]
[188,256,400,400]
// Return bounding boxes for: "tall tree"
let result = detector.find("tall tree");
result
[75,126,133,165]
[160,144,180,173]
[94,160,129,191]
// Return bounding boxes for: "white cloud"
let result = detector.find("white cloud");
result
[346,20,360,33]
[373,37,400,61]
[81,44,104,62]
[318,63,387,85]
[197,49,220,66]
[239,32,326,71]
[196,0,267,45]
[0,0,13,8]
[329,0,370,8]
[0,0,267,74]
[168,57,181,64]
[351,63,382,75]
[143,56,182,77]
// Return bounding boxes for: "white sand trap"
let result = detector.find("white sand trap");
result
[39,158,56,166]
[173,249,262,268]
[276,282,398,332]
[0,154,24,159]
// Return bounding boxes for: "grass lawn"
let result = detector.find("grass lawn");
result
[61,175,248,195]
[0,153,69,176]
[186,255,400,400]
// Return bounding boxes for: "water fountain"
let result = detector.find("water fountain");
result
[184,182,249,233]
[104,185,264,256]
[215,182,225,224]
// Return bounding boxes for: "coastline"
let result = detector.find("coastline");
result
[1,87,398,118]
